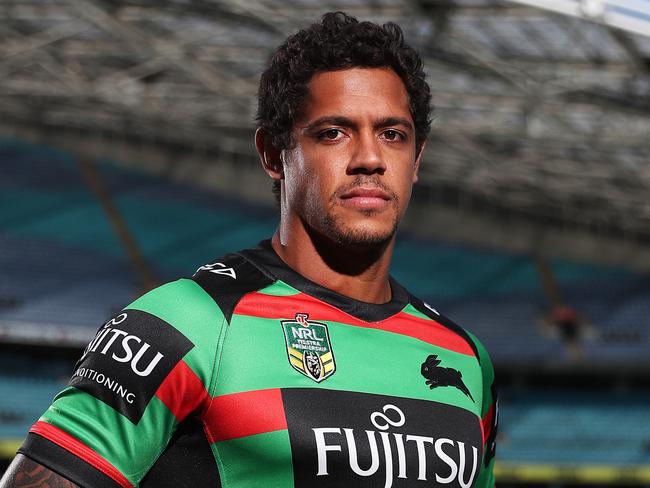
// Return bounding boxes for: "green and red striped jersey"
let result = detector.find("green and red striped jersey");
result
[19,239,497,488]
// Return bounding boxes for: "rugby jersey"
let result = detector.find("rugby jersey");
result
[19,239,497,487]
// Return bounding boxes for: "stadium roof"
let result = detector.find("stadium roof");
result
[1,0,650,268]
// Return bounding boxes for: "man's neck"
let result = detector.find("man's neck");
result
[271,229,395,304]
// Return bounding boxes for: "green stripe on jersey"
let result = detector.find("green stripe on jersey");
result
[214,430,294,488]
[217,314,482,415]
[127,278,224,387]
[401,302,435,321]
[256,281,300,296]
[41,388,176,484]
[475,456,496,487]
[466,330,496,417]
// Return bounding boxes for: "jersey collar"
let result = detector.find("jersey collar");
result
[240,239,410,323]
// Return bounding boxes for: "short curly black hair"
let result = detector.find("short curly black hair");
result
[256,11,432,201]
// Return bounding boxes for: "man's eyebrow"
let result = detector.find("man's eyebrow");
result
[303,116,356,131]
[303,116,413,131]
[374,116,414,131]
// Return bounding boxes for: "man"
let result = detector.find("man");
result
[1,12,497,488]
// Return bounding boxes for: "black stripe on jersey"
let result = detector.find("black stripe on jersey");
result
[141,417,221,487]
[485,381,499,467]
[408,297,480,361]
[19,433,122,488]
[70,309,194,425]
[191,252,274,323]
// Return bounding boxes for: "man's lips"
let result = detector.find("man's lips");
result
[339,187,392,210]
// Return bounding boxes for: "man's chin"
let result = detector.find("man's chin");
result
[325,221,397,249]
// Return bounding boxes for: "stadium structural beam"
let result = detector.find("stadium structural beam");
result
[605,26,649,69]
[508,0,650,38]
[77,156,159,295]
[422,12,590,142]
[64,0,256,98]
[534,254,565,308]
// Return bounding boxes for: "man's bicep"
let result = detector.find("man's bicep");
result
[16,280,221,486]
[16,307,194,487]
[0,454,79,488]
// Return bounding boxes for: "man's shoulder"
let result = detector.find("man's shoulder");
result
[119,243,274,325]
[188,245,277,322]
[126,278,213,316]
[403,291,490,367]
[394,292,470,357]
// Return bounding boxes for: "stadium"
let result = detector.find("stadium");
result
[1,0,650,486]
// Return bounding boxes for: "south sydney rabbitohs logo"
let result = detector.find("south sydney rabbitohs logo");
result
[421,355,474,402]
[281,313,336,382]
[312,403,479,488]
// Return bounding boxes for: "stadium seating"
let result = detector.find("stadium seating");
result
[0,375,66,439]
[499,390,650,465]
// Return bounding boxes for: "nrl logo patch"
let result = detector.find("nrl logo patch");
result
[282,313,336,383]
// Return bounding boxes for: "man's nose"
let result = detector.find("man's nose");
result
[348,132,386,175]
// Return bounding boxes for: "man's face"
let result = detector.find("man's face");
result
[281,67,422,248]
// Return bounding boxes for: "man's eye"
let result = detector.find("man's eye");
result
[319,129,343,140]
[382,130,404,141]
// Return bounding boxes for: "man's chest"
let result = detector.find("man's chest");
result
[195,298,486,488]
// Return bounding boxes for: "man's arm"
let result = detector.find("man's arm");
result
[0,454,79,487]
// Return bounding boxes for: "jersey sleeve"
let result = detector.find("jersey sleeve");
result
[467,330,498,488]
[18,278,226,488]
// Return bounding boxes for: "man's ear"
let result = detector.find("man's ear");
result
[255,127,283,180]
[413,141,426,183]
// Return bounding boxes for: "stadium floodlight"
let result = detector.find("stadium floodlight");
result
[509,0,650,37]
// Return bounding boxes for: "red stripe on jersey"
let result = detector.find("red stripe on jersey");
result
[30,421,133,488]
[204,388,287,443]
[235,292,319,321]
[376,311,474,356]
[482,402,495,444]
[235,292,474,355]
[155,360,209,420]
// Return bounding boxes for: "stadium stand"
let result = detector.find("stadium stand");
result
[494,389,650,487]
[499,390,650,465]
[0,352,70,460]
[0,375,66,439]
